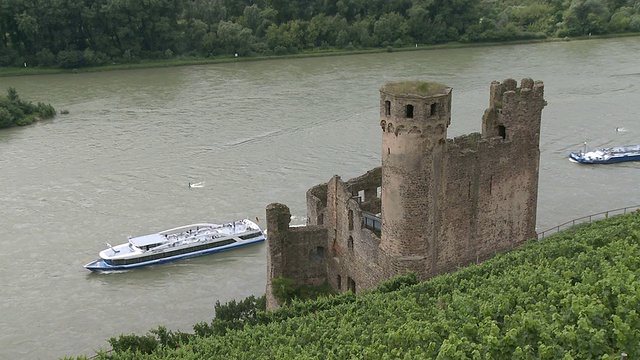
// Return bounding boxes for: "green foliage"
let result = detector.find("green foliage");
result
[108,333,158,354]
[1,0,637,71]
[369,271,418,294]
[78,211,640,359]
[382,81,449,96]
[271,276,335,305]
[271,276,297,304]
[0,87,56,129]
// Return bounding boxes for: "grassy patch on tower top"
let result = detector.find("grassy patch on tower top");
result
[382,81,449,96]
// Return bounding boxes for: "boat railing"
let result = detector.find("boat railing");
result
[537,204,640,240]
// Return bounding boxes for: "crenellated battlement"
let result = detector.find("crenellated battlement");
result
[489,78,545,109]
[483,78,545,143]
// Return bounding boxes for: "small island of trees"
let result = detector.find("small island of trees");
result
[0,88,56,128]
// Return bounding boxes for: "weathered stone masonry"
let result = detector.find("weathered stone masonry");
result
[265,78,546,310]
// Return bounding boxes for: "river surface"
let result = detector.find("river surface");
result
[1,37,639,359]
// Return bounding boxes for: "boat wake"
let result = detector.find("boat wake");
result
[189,181,205,188]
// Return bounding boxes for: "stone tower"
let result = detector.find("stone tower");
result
[379,81,453,275]
[479,78,546,241]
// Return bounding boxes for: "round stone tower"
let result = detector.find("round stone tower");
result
[379,81,452,273]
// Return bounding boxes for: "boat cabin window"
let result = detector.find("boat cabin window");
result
[239,231,262,240]
[111,239,236,266]
[141,243,163,251]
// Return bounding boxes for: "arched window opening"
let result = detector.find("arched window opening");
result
[430,102,437,116]
[498,125,506,139]
[385,101,391,116]
[312,246,324,260]
[348,236,354,252]
[348,210,354,230]
[405,104,414,118]
[348,277,356,293]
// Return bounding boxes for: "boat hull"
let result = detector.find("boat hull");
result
[84,236,265,271]
[569,152,640,164]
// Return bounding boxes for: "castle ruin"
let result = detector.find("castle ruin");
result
[266,78,546,309]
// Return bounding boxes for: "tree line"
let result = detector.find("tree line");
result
[2,0,637,69]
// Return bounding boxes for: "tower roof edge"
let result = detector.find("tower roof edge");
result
[380,81,451,98]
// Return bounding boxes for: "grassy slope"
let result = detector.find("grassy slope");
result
[88,211,640,359]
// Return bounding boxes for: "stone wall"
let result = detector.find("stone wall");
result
[265,203,328,309]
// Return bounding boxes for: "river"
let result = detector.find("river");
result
[1,37,639,359]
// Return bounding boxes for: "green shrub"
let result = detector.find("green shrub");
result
[36,102,56,117]
[271,276,297,304]
[0,87,56,129]
[108,333,158,354]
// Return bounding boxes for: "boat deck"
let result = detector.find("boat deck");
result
[100,221,259,260]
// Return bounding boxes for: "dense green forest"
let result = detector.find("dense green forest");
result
[68,211,640,359]
[1,0,639,69]
[0,87,56,128]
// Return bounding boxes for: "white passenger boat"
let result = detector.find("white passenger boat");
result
[84,219,265,271]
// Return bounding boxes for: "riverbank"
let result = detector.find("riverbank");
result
[1,32,638,78]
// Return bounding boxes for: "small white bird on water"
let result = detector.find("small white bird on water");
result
[189,181,205,188]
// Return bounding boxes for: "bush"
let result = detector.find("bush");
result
[108,333,158,354]
[37,102,56,117]
[56,50,84,68]
[122,49,134,63]
[272,276,297,304]
[36,48,56,67]
[0,47,20,66]
[370,271,418,294]
[15,115,35,126]
[0,107,14,128]
[629,15,640,32]
[83,48,109,67]
[274,45,288,55]
[0,87,56,128]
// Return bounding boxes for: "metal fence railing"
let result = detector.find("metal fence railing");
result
[362,211,382,232]
[361,206,640,241]
[537,205,640,240]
